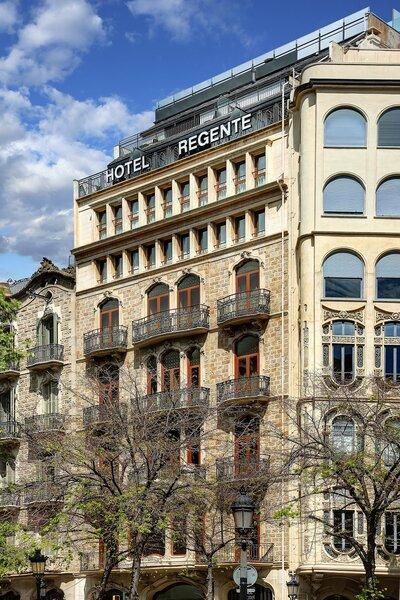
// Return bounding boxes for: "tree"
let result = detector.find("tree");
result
[286,376,400,599]
[0,287,23,371]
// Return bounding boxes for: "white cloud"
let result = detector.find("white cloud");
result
[127,0,192,39]
[0,0,106,85]
[0,1,19,33]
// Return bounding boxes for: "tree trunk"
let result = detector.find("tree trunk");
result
[205,559,214,600]
[127,553,141,600]
[95,555,117,600]
[363,515,379,595]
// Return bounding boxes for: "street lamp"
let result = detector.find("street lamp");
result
[231,491,255,600]
[29,549,48,600]
[287,571,299,600]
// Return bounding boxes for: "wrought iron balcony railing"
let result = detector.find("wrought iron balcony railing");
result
[0,361,20,378]
[27,344,64,368]
[25,413,65,434]
[208,541,274,564]
[0,490,21,508]
[83,403,127,428]
[216,457,270,482]
[132,305,209,345]
[24,483,62,505]
[83,326,128,356]
[140,387,210,411]
[217,376,270,404]
[217,289,270,325]
[0,420,20,441]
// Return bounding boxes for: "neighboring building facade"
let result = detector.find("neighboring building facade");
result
[3,7,400,600]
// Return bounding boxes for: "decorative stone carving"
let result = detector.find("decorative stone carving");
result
[376,310,400,322]
[323,308,364,323]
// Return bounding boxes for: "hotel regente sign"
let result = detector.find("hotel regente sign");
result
[106,112,253,184]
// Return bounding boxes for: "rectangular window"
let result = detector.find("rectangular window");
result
[333,344,354,382]
[254,154,266,186]
[198,175,208,206]
[97,259,107,283]
[215,222,226,248]
[171,516,187,556]
[180,233,190,259]
[130,249,139,274]
[253,209,265,236]
[215,168,226,200]
[187,429,201,465]
[130,198,139,229]
[180,181,190,212]
[325,277,362,298]
[146,193,156,223]
[163,239,173,264]
[377,278,400,300]
[385,512,400,554]
[145,244,156,269]
[234,161,246,194]
[197,228,208,254]
[0,390,13,424]
[42,381,58,414]
[97,210,107,239]
[385,346,400,381]
[235,215,246,242]
[113,205,123,235]
[163,188,173,218]
[113,254,123,279]
[333,510,354,551]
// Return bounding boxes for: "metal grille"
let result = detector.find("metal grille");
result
[217,289,270,325]
[83,326,128,356]
[217,376,270,403]
[27,344,64,367]
[133,305,209,343]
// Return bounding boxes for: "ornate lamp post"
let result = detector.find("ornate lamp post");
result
[287,571,299,600]
[231,491,255,600]
[29,549,48,600]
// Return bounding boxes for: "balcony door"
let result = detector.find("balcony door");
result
[161,350,180,392]
[99,364,119,405]
[100,299,119,346]
[234,415,260,473]
[236,260,259,293]
[178,275,200,329]
[235,335,259,379]
[38,314,57,345]
[148,283,170,315]
[187,348,200,388]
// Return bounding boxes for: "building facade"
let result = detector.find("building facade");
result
[3,7,400,600]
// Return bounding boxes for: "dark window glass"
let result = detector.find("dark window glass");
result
[254,210,265,235]
[146,245,156,268]
[376,177,400,216]
[323,176,364,214]
[114,205,123,234]
[163,239,173,263]
[235,215,246,242]
[131,249,139,273]
[376,253,400,299]
[130,199,139,228]
[333,510,354,551]
[378,108,400,147]
[98,259,107,283]
[332,320,355,336]
[98,210,107,239]
[198,228,208,252]
[180,233,190,258]
[146,193,156,223]
[333,344,354,383]
[324,252,363,299]
[385,513,400,554]
[113,254,123,278]
[216,222,226,247]
[324,108,366,147]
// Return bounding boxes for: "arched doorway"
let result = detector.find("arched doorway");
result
[154,583,203,600]
[228,584,272,600]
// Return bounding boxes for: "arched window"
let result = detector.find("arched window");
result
[236,260,260,293]
[323,252,364,298]
[332,416,355,453]
[378,108,400,147]
[147,355,157,394]
[187,347,200,387]
[376,177,400,216]
[383,418,400,465]
[38,313,58,345]
[384,322,400,381]
[178,274,200,308]
[324,108,366,147]
[323,176,365,214]
[100,299,119,331]
[148,283,169,315]
[376,253,400,299]
[154,584,202,600]
[235,334,259,378]
[235,415,260,472]
[161,350,180,391]
[385,512,400,554]
[228,585,273,600]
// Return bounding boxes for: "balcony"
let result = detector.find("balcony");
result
[83,326,128,357]
[140,387,210,412]
[0,361,20,380]
[83,403,127,428]
[25,413,65,434]
[217,289,270,327]
[132,305,209,347]
[0,420,20,443]
[27,344,64,369]
[217,376,270,405]
[216,457,270,484]
[0,490,21,510]
[24,483,62,505]
[211,541,274,565]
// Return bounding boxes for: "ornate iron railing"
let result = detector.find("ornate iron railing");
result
[83,326,128,356]
[205,541,274,564]
[217,376,270,403]
[140,387,210,411]
[77,103,283,197]
[0,490,21,508]
[0,361,20,376]
[216,457,270,481]
[132,305,209,344]
[25,413,65,433]
[217,289,270,325]
[83,403,127,428]
[0,420,20,439]
[27,344,64,367]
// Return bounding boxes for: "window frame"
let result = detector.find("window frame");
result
[323,175,365,216]
[324,107,367,149]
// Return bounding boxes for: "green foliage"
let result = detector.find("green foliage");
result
[272,506,298,521]
[0,288,24,371]
[355,585,386,600]
[0,521,36,584]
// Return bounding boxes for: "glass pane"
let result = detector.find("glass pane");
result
[236,216,245,240]
[378,108,400,147]
[324,176,364,214]
[325,277,361,298]
[377,278,400,299]
[343,345,354,376]
[249,355,258,375]
[376,178,400,216]
[325,108,366,147]
[190,287,200,306]
[256,155,266,170]
[159,295,169,313]
[238,358,247,377]
[199,175,208,191]
[237,260,259,274]
[236,162,246,178]
[218,169,226,184]
[236,335,258,357]
[385,346,395,379]
[332,320,355,335]
[217,222,226,245]
[256,210,265,233]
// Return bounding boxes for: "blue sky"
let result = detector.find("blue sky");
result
[0,0,395,281]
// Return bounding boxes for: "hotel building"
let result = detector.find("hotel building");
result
[3,6,400,600]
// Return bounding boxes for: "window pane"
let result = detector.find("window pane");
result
[376,177,400,216]
[332,417,355,453]
[377,278,400,299]
[323,176,364,214]
[332,320,355,335]
[236,335,258,357]
[217,222,226,245]
[385,346,395,379]
[378,108,400,147]
[324,108,366,147]
[325,277,361,298]
[235,216,245,241]
[255,210,265,234]
[256,155,266,171]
